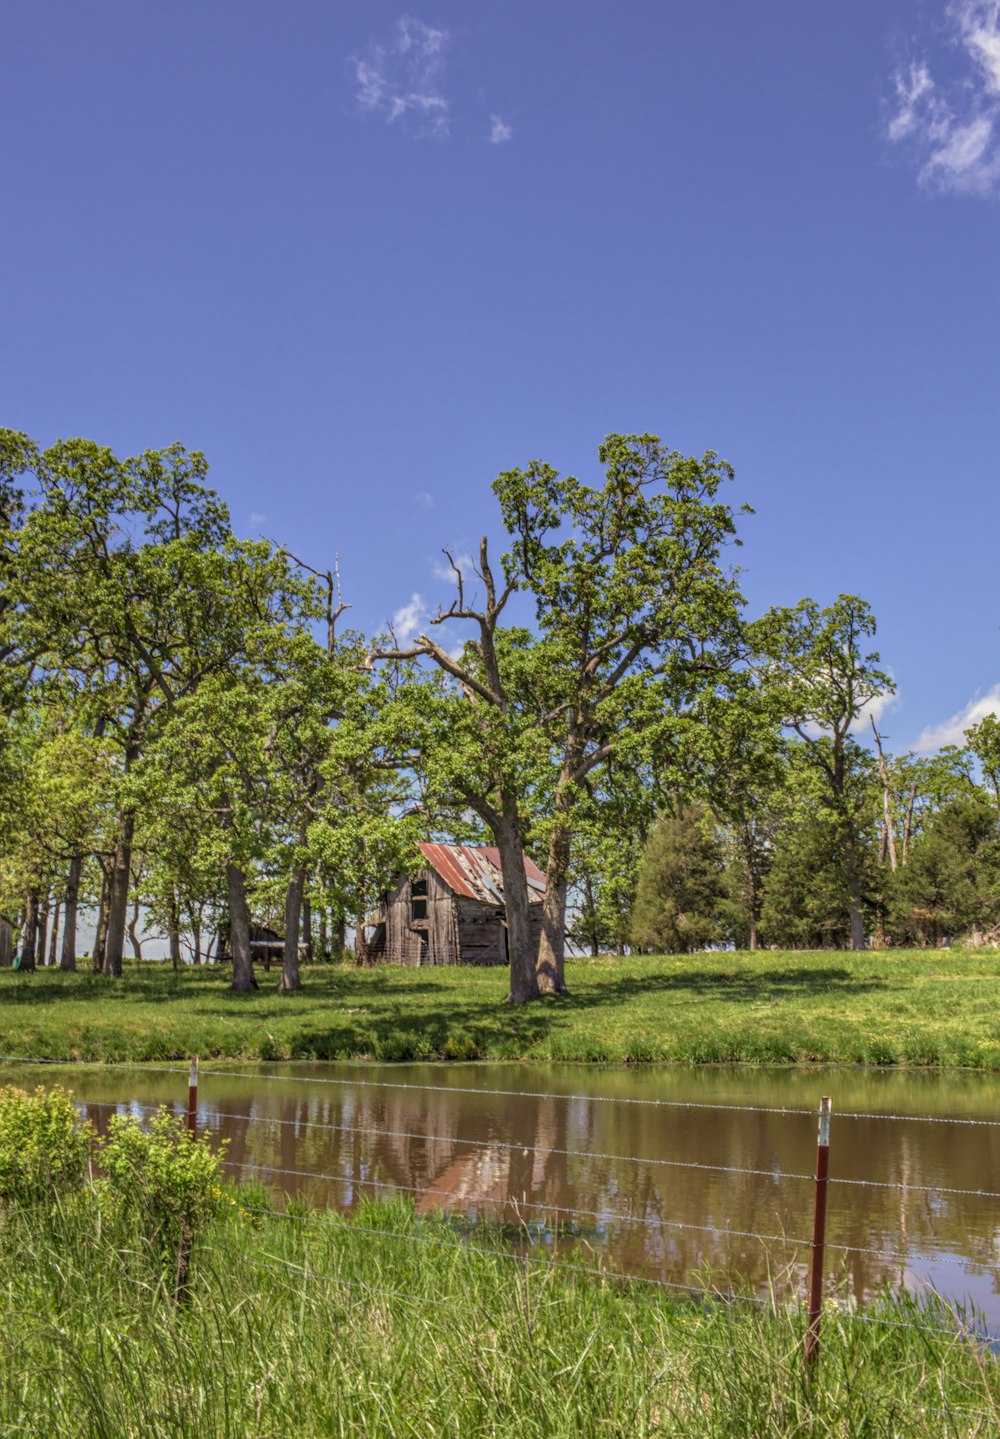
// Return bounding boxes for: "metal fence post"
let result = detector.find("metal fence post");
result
[805,1096,832,1369]
[187,1056,199,1135]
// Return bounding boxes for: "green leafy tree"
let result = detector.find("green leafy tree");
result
[630,804,726,954]
[889,797,1000,946]
[751,595,893,950]
[381,434,745,1001]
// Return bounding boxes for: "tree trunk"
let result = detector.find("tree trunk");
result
[36,896,50,972]
[16,893,39,971]
[494,797,539,1004]
[301,895,313,962]
[167,892,182,970]
[47,900,60,967]
[279,867,305,991]
[227,862,258,991]
[354,909,369,965]
[902,782,917,866]
[103,810,136,977]
[92,867,110,972]
[537,816,570,995]
[317,904,328,962]
[61,852,81,971]
[127,896,143,961]
[335,914,346,960]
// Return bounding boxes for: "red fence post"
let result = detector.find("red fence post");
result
[805,1096,832,1369]
[187,1056,199,1135]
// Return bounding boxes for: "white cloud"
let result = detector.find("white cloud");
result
[886,1,1000,196]
[913,684,1000,751]
[411,489,434,510]
[351,17,450,138]
[249,511,268,526]
[849,688,898,735]
[489,115,513,144]
[391,593,427,645]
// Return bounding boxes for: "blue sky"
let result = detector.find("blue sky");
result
[3,1,999,754]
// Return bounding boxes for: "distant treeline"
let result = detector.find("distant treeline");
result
[1,428,995,1002]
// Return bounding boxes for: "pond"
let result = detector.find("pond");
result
[6,1060,1000,1327]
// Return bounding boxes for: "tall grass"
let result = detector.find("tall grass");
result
[2,1193,998,1437]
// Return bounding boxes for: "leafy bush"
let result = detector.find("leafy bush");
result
[99,1109,229,1294]
[0,1084,92,1205]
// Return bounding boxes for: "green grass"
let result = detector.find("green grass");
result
[2,948,1000,1066]
[2,1191,998,1437]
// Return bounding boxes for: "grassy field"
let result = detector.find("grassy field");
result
[2,948,1000,1066]
[3,1189,997,1438]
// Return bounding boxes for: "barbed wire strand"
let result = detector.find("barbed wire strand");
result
[223,1154,970,1269]
[78,1095,1000,1205]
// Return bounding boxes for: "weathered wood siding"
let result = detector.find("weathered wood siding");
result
[426,867,460,965]
[378,866,544,968]
[453,897,507,966]
[384,874,420,965]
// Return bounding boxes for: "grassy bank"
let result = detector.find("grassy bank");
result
[2,949,1000,1067]
[2,1191,997,1438]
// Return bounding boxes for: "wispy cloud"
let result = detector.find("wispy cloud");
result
[351,17,450,138]
[249,511,268,526]
[391,593,427,645]
[411,489,434,510]
[850,689,898,736]
[913,684,1000,751]
[489,114,513,144]
[886,1,1000,196]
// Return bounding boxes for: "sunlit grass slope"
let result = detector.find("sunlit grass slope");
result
[2,949,1000,1066]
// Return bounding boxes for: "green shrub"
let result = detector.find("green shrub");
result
[99,1109,229,1295]
[0,1084,92,1206]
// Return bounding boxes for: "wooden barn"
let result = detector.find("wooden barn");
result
[364,843,547,967]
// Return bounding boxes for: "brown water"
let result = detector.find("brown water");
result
[8,1061,1000,1325]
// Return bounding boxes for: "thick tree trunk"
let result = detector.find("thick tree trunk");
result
[335,915,346,959]
[103,810,136,977]
[47,900,60,967]
[92,865,110,972]
[279,867,305,991]
[16,893,39,971]
[537,818,570,995]
[537,754,577,995]
[317,905,328,962]
[61,852,81,971]
[227,862,257,991]
[494,797,539,1004]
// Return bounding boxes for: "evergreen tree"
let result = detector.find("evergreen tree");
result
[630,804,725,954]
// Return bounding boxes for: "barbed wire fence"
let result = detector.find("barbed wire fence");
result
[2,1053,1000,1426]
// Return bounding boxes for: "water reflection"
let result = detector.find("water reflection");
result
[7,1061,1000,1325]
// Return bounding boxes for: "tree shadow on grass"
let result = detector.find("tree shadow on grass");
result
[280,966,891,1062]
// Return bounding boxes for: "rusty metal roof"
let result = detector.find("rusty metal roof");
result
[417,843,546,904]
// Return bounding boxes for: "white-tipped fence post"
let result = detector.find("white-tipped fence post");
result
[187,1057,199,1135]
[805,1096,832,1368]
